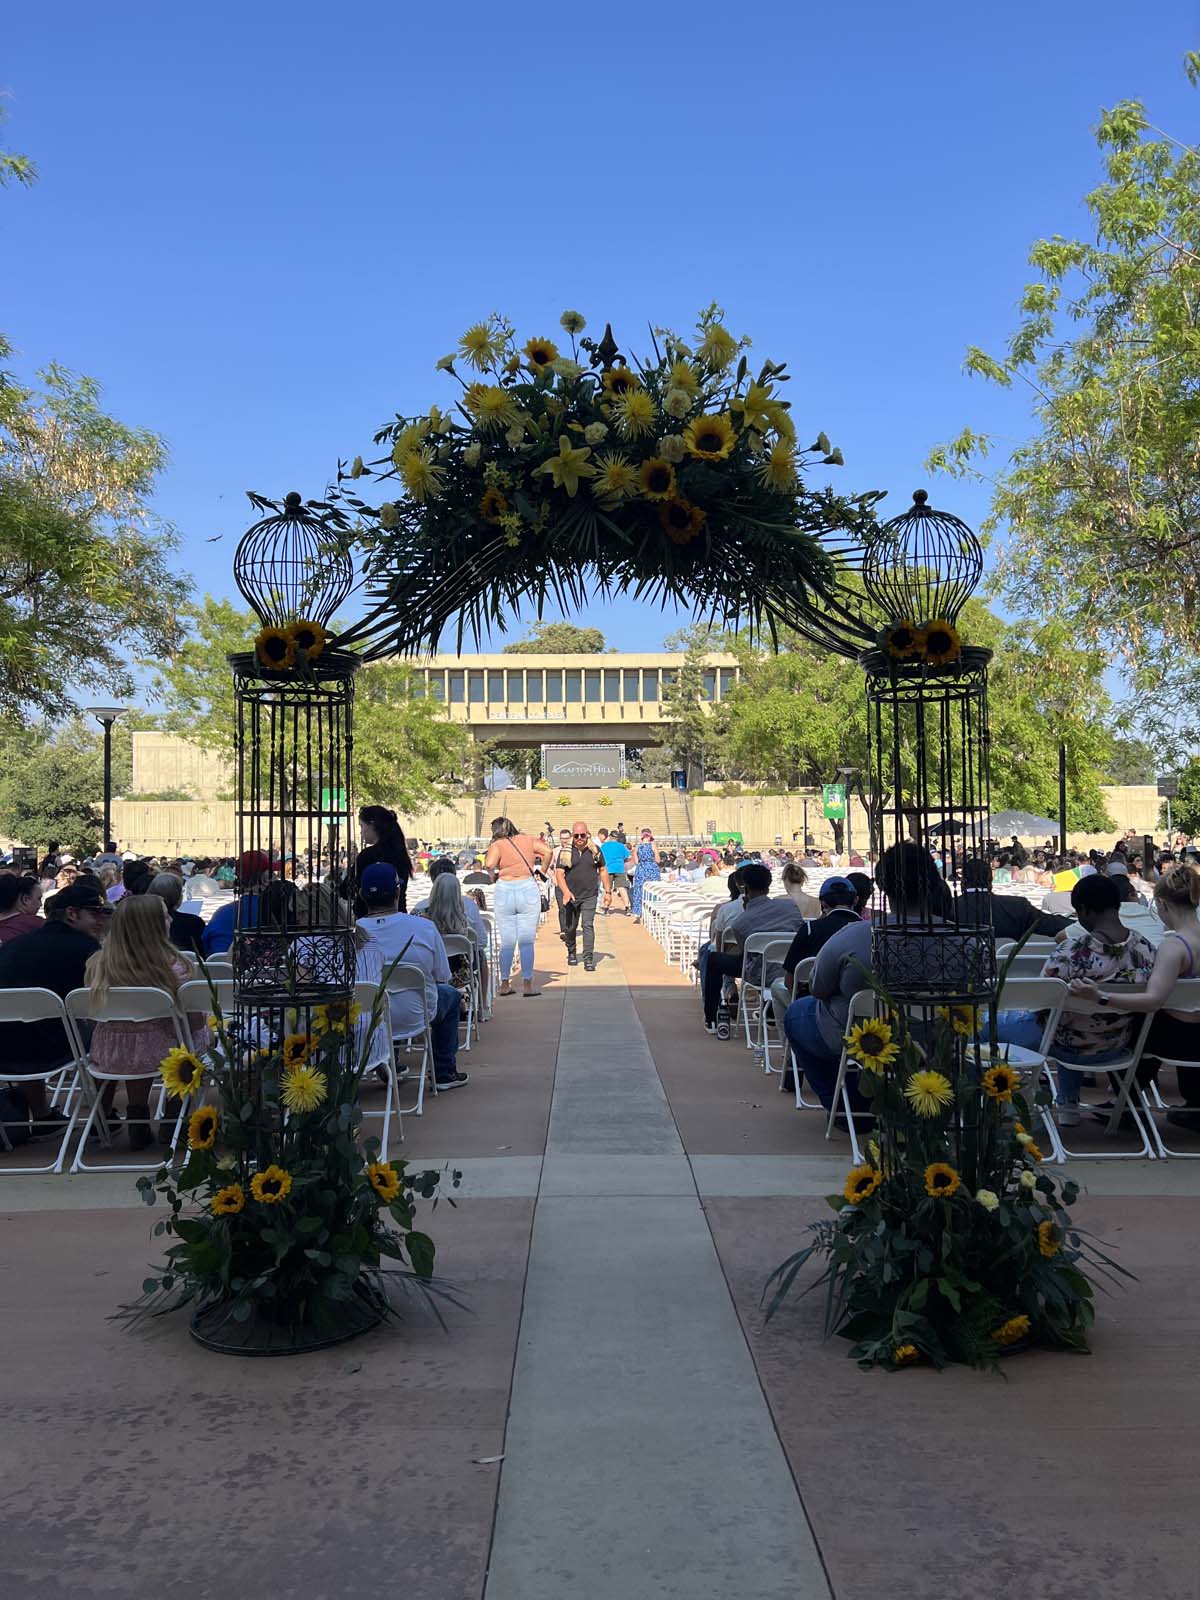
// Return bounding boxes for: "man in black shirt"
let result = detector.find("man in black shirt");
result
[0,880,112,1133]
[958,858,1072,941]
[781,876,863,978]
[554,821,610,971]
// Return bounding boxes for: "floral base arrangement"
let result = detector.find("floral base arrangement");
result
[764,1000,1131,1370]
[121,983,460,1354]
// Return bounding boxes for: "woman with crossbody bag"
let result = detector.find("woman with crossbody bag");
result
[484,817,553,997]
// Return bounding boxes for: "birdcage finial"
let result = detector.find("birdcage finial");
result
[861,490,982,627]
[233,492,354,630]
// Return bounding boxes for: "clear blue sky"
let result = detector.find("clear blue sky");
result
[5,1,1198,660]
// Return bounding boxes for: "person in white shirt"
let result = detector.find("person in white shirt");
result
[356,862,468,1089]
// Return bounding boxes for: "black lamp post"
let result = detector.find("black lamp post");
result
[85,706,126,849]
[838,766,859,860]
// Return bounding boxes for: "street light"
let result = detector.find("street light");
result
[837,766,859,861]
[85,705,126,849]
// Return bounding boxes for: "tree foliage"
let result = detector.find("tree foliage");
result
[1166,758,1200,836]
[500,622,606,654]
[0,721,104,852]
[929,55,1200,747]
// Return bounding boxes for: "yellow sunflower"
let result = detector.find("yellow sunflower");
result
[523,336,559,373]
[905,1071,955,1118]
[843,1163,882,1205]
[993,1313,1031,1347]
[844,1017,900,1072]
[601,364,639,399]
[312,998,362,1036]
[1037,1219,1060,1257]
[937,1003,981,1037]
[282,1064,328,1114]
[286,619,329,662]
[366,1160,402,1204]
[458,321,501,371]
[250,1164,293,1205]
[659,496,706,545]
[464,382,520,432]
[922,618,962,666]
[638,457,677,501]
[187,1105,219,1150]
[881,621,925,661]
[892,1343,921,1366]
[683,412,736,461]
[479,487,509,525]
[159,1046,205,1100]
[593,451,638,503]
[282,1032,313,1069]
[211,1182,245,1217]
[923,1161,961,1199]
[614,389,656,439]
[254,626,296,672]
[982,1063,1019,1103]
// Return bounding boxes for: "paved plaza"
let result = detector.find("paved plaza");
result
[3,915,1198,1600]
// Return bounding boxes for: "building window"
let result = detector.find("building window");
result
[449,671,465,704]
[643,668,660,702]
[488,671,505,702]
[623,669,640,701]
[585,670,601,703]
[468,671,484,704]
[525,670,543,703]
[719,667,736,699]
[430,673,446,702]
[604,670,620,703]
[703,668,717,700]
[565,670,582,703]
[547,670,563,702]
[506,669,526,703]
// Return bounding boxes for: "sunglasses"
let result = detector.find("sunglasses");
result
[572,832,588,839]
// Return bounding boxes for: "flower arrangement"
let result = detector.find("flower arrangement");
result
[253,619,330,674]
[764,990,1129,1369]
[598,794,613,806]
[534,777,551,790]
[617,776,633,790]
[330,306,884,661]
[556,795,572,807]
[123,975,459,1346]
[879,617,963,669]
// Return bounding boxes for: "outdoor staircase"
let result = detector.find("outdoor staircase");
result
[497,786,699,841]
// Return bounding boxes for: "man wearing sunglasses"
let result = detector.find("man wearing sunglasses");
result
[554,820,610,971]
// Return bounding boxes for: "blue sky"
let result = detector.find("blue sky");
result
[5,1,1198,663]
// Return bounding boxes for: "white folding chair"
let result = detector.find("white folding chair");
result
[385,964,437,1117]
[772,958,823,1105]
[353,979,402,1151]
[1137,976,1200,1159]
[67,986,191,1172]
[750,935,796,1069]
[0,987,87,1173]
[441,933,477,1050]
[825,988,879,1163]
[1043,990,1157,1161]
[994,974,1068,1159]
[738,933,788,1053]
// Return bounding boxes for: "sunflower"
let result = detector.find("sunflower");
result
[287,619,329,662]
[464,382,520,432]
[923,1161,961,1199]
[479,487,509,525]
[937,1003,981,1037]
[892,1343,921,1367]
[593,450,638,503]
[254,626,296,672]
[982,1063,1019,1102]
[905,1071,955,1118]
[638,457,677,501]
[881,621,925,661]
[602,364,639,399]
[312,998,362,1036]
[282,1032,313,1069]
[282,1064,328,1114]
[187,1105,219,1150]
[250,1164,293,1205]
[993,1313,1031,1347]
[757,441,797,493]
[523,336,559,373]
[615,390,656,439]
[159,1047,205,1100]
[683,412,736,461]
[458,321,501,371]
[367,1160,402,1204]
[843,1163,882,1205]
[211,1182,245,1217]
[922,618,962,666]
[1023,1139,1045,1163]
[844,1017,900,1072]
[659,496,706,545]
[401,447,445,502]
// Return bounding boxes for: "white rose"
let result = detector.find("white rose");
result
[1016,1131,1033,1147]
[378,502,400,529]
[663,387,691,419]
[551,357,584,381]
[584,422,608,444]
[1019,1170,1037,1189]
[462,444,482,468]
[658,434,686,464]
[505,425,526,447]
[975,1188,999,1212]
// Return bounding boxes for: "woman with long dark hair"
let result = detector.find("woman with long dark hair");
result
[356,806,414,912]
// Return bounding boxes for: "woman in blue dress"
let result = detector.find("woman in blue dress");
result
[630,829,661,922]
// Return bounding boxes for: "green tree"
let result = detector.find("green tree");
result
[1104,736,1159,786]
[929,55,1200,749]
[0,364,189,721]
[501,622,606,653]
[1167,759,1200,835]
[0,721,103,853]
[662,625,720,785]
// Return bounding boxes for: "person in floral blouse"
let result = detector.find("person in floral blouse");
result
[998,873,1155,1126]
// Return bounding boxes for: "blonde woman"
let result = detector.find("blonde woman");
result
[85,895,210,1149]
[780,861,822,918]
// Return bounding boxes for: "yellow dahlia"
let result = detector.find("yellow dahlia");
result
[282,1032,313,1069]
[757,441,797,493]
[287,619,329,661]
[698,321,738,370]
[843,1163,882,1205]
[401,447,445,502]
[615,390,656,439]
[187,1105,219,1151]
[638,458,677,501]
[458,321,501,371]
[668,359,700,395]
[844,1017,900,1072]
[367,1160,402,1203]
[993,1313,1031,1347]
[892,1343,921,1366]
[211,1182,245,1217]
[924,1161,961,1199]
[479,487,509,525]
[659,496,706,544]
[601,365,639,399]
[524,336,559,373]
[160,1047,205,1100]
[982,1063,1019,1102]
[683,412,736,461]
[255,626,296,672]
[905,1070,955,1117]
[282,1064,328,1114]
[464,383,520,432]
[250,1164,293,1205]
[922,618,962,666]
[594,451,638,502]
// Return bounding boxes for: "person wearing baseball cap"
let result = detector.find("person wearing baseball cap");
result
[778,876,865,992]
[357,862,469,1089]
[202,850,272,957]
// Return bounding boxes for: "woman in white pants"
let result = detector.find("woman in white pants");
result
[484,817,552,997]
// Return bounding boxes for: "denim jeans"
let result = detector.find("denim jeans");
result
[494,877,542,983]
[430,982,461,1082]
[783,995,864,1113]
[996,1009,1127,1105]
